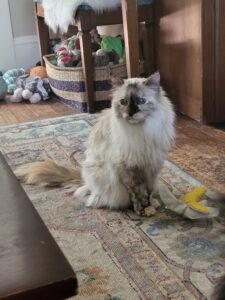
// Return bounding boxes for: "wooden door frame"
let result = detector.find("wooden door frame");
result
[202,0,225,123]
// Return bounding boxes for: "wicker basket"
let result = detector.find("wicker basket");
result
[44,54,144,112]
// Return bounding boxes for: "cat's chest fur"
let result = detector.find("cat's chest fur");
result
[111,116,167,168]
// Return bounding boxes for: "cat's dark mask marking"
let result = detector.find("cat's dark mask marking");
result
[126,84,140,117]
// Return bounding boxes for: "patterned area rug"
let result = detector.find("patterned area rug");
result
[0,114,225,300]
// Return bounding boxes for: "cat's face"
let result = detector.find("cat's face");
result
[111,72,160,124]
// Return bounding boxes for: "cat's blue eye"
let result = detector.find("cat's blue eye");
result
[136,98,146,105]
[120,99,128,106]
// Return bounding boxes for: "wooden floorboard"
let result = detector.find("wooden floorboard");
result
[0,98,76,126]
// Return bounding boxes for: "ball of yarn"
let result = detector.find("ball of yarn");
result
[3,68,25,94]
[29,93,41,104]
[22,89,33,99]
[30,66,47,79]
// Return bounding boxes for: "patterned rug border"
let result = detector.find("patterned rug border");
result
[1,112,224,135]
[0,113,94,130]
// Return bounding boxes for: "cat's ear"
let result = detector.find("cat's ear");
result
[143,72,160,88]
[111,76,124,88]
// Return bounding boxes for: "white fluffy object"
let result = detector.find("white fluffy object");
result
[22,89,33,99]
[42,0,121,33]
[10,88,23,102]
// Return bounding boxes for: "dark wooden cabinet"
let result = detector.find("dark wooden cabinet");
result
[155,0,225,123]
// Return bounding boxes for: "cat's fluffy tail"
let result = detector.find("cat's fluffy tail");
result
[15,158,81,188]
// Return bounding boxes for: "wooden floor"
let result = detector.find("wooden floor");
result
[0,98,76,126]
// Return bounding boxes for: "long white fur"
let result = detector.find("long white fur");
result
[42,0,121,32]
[75,77,175,209]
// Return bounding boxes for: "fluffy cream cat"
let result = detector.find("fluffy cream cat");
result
[16,72,175,216]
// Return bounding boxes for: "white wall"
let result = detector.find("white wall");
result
[0,0,16,71]
[0,0,40,72]
[9,0,37,37]
[14,35,40,71]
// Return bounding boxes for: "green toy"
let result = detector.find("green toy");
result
[101,36,124,60]
[3,68,26,94]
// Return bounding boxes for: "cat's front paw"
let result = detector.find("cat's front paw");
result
[144,206,156,216]
[134,205,156,217]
